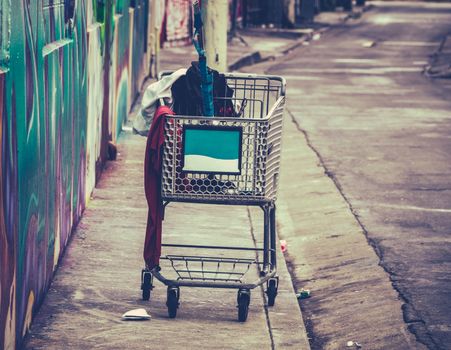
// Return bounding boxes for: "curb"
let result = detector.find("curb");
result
[228,31,312,71]
[229,51,263,71]
[247,206,312,350]
[265,227,312,349]
[228,36,311,71]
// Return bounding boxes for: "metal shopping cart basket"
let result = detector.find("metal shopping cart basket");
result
[140,72,286,322]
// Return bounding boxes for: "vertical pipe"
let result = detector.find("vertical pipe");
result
[270,204,277,269]
[149,0,161,78]
[99,0,113,177]
[263,204,270,270]
[202,0,228,72]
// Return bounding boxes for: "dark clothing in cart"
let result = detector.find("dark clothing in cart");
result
[144,106,174,269]
[171,62,237,117]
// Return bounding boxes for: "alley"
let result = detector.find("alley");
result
[8,1,451,350]
[21,16,311,350]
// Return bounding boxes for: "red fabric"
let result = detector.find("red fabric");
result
[143,106,174,269]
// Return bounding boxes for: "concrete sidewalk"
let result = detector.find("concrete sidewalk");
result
[23,128,308,349]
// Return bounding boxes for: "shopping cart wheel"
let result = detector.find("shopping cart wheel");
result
[141,269,153,301]
[167,286,180,318]
[237,289,251,322]
[266,277,279,307]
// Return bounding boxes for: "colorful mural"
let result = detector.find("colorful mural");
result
[1,66,17,350]
[130,0,150,104]
[111,0,131,143]
[86,19,104,196]
[0,0,236,347]
[162,0,192,47]
[0,0,151,349]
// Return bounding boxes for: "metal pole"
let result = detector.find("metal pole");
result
[270,204,277,269]
[263,204,270,270]
[202,0,228,72]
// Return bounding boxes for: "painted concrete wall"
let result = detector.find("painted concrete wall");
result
[0,0,222,347]
[0,0,151,348]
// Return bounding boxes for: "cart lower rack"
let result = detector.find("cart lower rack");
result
[140,72,286,322]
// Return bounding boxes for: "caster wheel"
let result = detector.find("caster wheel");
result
[167,287,180,318]
[237,289,251,322]
[141,269,153,301]
[266,278,278,307]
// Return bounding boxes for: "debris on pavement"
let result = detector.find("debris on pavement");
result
[280,239,287,252]
[347,340,362,348]
[362,41,376,48]
[121,308,151,321]
[296,289,311,300]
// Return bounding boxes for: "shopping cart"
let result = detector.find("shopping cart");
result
[140,72,286,322]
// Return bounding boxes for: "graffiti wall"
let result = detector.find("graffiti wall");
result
[162,0,192,47]
[0,0,151,349]
[110,2,131,142]
[130,0,150,104]
[0,0,237,347]
[86,20,104,196]
[111,0,150,143]
[0,66,17,350]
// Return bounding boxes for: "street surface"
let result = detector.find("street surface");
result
[256,2,451,349]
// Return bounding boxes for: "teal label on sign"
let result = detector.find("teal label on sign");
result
[182,126,243,174]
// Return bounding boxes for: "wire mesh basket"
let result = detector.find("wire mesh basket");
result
[161,73,286,205]
[163,254,257,284]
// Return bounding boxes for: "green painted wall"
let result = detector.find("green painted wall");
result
[0,0,150,348]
